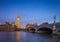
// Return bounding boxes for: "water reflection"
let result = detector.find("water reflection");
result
[16,31,20,42]
[11,32,15,42]
[52,35,60,42]
[21,32,32,42]
[0,31,60,42]
[52,35,56,42]
[5,32,15,42]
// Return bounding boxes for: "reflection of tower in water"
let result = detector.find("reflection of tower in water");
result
[52,36,56,42]
[16,32,20,42]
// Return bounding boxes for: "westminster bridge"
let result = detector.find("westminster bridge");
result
[27,24,60,35]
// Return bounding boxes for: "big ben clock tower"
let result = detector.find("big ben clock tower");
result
[16,15,21,29]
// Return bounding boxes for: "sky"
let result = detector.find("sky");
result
[0,0,60,27]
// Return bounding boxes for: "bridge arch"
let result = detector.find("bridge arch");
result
[28,28,35,32]
[37,26,53,34]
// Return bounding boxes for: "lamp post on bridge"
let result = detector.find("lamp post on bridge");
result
[53,16,56,34]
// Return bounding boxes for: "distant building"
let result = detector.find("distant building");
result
[24,25,26,29]
[0,25,6,31]
[4,21,10,25]
[11,22,15,28]
[33,23,37,27]
[0,21,17,31]
[16,15,21,29]
[24,24,33,29]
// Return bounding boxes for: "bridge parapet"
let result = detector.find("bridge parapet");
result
[28,25,53,31]
[56,28,60,32]
[37,26,53,30]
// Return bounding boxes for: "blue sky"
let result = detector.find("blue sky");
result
[0,0,60,26]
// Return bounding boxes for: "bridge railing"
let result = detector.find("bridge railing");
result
[56,28,60,32]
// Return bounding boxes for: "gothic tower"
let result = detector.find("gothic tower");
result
[53,16,56,34]
[16,15,20,29]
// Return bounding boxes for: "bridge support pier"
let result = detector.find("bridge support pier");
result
[35,28,38,32]
[53,26,56,34]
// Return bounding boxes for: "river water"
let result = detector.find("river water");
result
[0,31,60,42]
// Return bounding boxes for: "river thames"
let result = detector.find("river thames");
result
[0,31,60,42]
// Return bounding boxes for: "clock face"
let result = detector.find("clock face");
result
[17,18,20,20]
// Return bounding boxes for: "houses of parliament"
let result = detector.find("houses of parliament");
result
[0,15,21,31]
